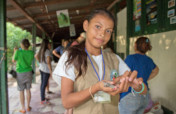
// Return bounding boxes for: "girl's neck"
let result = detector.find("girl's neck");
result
[22,48,28,50]
[85,44,101,56]
[135,51,145,55]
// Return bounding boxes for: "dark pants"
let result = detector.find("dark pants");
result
[40,70,50,101]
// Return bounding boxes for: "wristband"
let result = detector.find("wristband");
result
[89,86,94,100]
[132,83,145,94]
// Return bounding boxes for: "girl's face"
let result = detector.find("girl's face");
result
[48,43,51,49]
[84,14,114,50]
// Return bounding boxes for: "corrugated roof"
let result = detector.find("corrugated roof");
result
[6,0,126,41]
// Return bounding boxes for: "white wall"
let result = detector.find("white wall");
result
[116,8,127,58]
[116,7,176,112]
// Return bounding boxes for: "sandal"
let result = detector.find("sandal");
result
[40,100,51,105]
[27,107,32,111]
[19,110,26,113]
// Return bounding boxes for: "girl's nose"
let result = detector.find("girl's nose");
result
[99,30,105,38]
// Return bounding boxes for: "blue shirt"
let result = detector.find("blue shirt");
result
[120,53,156,99]
[55,46,64,55]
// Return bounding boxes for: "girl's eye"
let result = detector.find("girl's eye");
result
[106,29,112,34]
[95,25,101,29]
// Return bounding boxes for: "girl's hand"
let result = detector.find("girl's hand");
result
[108,71,131,96]
[126,70,147,94]
[129,77,143,90]
[14,47,18,52]
[96,76,130,96]
[96,81,115,93]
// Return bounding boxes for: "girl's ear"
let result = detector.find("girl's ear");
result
[83,20,88,32]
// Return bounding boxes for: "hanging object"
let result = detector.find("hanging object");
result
[56,9,70,28]
[69,24,76,37]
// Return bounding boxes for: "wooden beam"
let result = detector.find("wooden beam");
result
[9,0,50,37]
[6,18,25,29]
[7,6,16,11]
[24,0,73,9]
[10,16,27,22]
[107,0,120,10]
[34,3,110,18]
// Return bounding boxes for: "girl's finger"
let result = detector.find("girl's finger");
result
[129,70,138,82]
[123,77,130,92]
[114,77,126,94]
[123,71,130,77]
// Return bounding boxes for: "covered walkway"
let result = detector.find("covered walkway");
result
[8,67,65,114]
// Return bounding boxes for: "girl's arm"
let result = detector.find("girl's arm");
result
[52,50,61,58]
[12,48,18,63]
[61,77,99,109]
[46,56,52,74]
[148,66,159,80]
[34,53,39,61]
[113,70,147,95]
[61,76,129,109]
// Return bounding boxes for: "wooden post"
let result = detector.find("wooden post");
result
[0,0,9,113]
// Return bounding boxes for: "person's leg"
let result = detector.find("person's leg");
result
[136,92,150,114]
[46,78,54,94]
[25,71,33,110]
[16,72,26,112]
[20,91,25,111]
[40,70,45,101]
[46,82,49,93]
[119,93,141,114]
[26,89,31,110]
[40,71,50,101]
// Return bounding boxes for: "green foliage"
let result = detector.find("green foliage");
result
[6,22,42,69]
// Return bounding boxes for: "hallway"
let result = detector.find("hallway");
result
[8,73,65,114]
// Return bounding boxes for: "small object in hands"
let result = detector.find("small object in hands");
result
[110,69,119,81]
[103,82,115,88]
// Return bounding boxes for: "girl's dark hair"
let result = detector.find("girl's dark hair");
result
[21,39,30,49]
[66,9,115,79]
[86,8,115,25]
[38,39,50,63]
[135,37,152,54]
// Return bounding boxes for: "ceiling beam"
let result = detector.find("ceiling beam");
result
[107,0,120,10]
[10,16,27,21]
[24,0,73,9]
[9,0,50,37]
[7,6,16,11]
[34,3,110,19]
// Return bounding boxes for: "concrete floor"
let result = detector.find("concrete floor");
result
[8,73,65,114]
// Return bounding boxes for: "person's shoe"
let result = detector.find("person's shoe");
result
[47,91,54,94]
[27,107,32,111]
[40,100,51,105]
[19,109,26,113]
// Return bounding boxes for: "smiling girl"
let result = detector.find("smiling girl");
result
[53,9,147,114]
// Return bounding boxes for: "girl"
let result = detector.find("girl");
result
[53,9,147,114]
[12,39,34,113]
[119,37,159,114]
[35,39,52,104]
